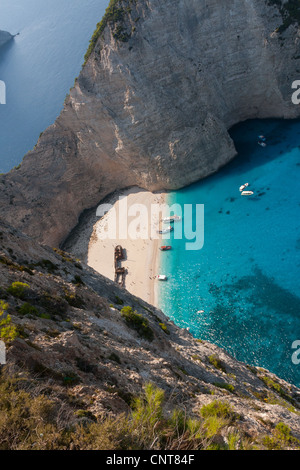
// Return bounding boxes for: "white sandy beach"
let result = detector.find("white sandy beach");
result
[87,187,168,306]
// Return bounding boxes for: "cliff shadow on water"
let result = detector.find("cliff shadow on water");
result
[228,118,300,176]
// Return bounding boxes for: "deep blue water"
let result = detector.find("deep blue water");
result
[158,119,300,387]
[0,0,109,173]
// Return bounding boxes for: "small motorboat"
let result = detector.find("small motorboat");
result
[159,246,172,251]
[258,135,266,141]
[241,191,254,196]
[162,215,181,223]
[158,226,174,234]
[239,183,249,192]
[197,310,205,314]
[157,275,168,281]
[258,141,267,147]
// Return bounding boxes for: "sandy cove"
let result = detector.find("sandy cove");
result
[86,187,168,307]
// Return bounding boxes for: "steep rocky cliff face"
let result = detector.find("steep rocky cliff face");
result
[0,30,13,48]
[1,0,300,246]
[1,220,300,449]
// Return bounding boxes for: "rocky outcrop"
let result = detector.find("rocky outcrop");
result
[0,30,13,48]
[1,0,300,246]
[1,220,300,448]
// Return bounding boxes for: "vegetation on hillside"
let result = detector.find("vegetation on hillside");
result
[84,0,137,64]
[1,371,298,450]
[1,234,300,451]
[120,306,154,341]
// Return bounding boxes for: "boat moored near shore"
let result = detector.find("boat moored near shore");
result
[162,215,181,223]
[158,226,174,234]
[159,246,172,251]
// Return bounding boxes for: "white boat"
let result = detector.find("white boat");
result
[197,310,205,314]
[239,183,249,192]
[241,191,254,196]
[258,135,266,141]
[258,141,267,147]
[157,275,168,281]
[158,226,174,234]
[162,215,181,223]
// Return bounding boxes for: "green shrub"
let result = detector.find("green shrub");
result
[260,375,296,406]
[131,383,165,447]
[0,373,62,450]
[191,354,202,362]
[200,400,235,421]
[18,303,39,316]
[262,435,282,450]
[274,422,292,442]
[159,323,170,335]
[261,421,300,450]
[0,301,19,343]
[6,282,30,300]
[0,374,295,450]
[208,355,227,373]
[0,256,33,275]
[38,292,68,318]
[52,248,74,263]
[213,382,235,393]
[272,422,300,446]
[33,259,58,273]
[38,313,52,320]
[84,0,132,63]
[114,295,124,305]
[65,293,85,309]
[121,306,154,341]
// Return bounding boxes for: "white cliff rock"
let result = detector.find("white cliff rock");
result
[1,0,300,246]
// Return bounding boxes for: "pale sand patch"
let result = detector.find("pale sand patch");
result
[87,187,168,306]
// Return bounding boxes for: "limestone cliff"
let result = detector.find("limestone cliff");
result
[1,0,300,246]
[1,220,300,449]
[0,30,13,48]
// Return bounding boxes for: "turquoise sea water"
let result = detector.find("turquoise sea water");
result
[0,0,109,173]
[158,119,300,387]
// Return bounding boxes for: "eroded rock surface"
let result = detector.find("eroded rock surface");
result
[1,0,299,247]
